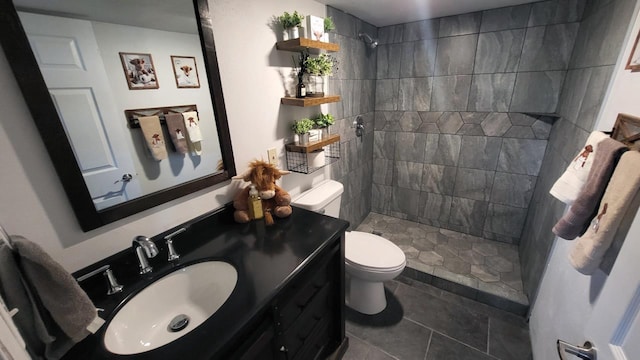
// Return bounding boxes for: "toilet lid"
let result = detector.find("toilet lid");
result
[345,232,406,270]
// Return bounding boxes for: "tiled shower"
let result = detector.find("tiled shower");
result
[325,0,634,307]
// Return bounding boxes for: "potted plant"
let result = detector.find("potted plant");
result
[303,53,337,97]
[278,11,304,40]
[314,113,335,138]
[291,118,315,145]
[323,17,335,41]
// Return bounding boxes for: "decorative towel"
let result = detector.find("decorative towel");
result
[569,151,640,274]
[182,111,203,155]
[164,113,189,154]
[0,236,99,359]
[553,138,627,240]
[138,116,168,160]
[549,131,609,204]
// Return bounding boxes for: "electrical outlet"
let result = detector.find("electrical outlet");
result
[267,148,277,165]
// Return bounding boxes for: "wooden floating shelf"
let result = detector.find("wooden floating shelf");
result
[276,38,340,52]
[281,95,341,107]
[286,135,340,153]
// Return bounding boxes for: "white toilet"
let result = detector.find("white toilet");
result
[292,180,406,315]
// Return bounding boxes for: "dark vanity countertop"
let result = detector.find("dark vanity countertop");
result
[64,204,349,360]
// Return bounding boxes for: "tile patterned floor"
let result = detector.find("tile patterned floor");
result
[343,278,532,360]
[355,213,529,310]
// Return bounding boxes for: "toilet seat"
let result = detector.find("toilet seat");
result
[345,232,406,273]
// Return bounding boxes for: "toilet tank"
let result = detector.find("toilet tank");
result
[292,180,343,218]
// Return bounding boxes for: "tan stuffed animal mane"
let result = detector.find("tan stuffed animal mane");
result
[232,160,292,224]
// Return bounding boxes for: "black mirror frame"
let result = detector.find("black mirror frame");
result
[0,0,236,232]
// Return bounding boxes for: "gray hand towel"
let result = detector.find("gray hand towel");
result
[0,236,97,359]
[165,113,189,154]
[552,138,627,240]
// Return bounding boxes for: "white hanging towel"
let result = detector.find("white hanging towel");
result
[182,111,203,155]
[549,131,608,204]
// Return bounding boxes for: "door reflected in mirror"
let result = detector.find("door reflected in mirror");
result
[1,0,236,230]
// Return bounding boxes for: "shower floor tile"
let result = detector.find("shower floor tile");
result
[356,212,529,313]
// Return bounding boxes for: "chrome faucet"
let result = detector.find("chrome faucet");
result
[76,264,123,295]
[133,236,159,274]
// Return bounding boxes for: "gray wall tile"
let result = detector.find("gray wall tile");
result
[399,78,432,111]
[504,126,536,139]
[375,79,399,110]
[484,204,528,238]
[396,132,427,162]
[377,44,402,79]
[372,184,391,213]
[424,134,462,166]
[531,120,552,139]
[328,6,358,37]
[459,136,503,170]
[474,29,525,74]
[373,158,394,185]
[449,197,488,235]
[457,124,485,135]
[431,75,472,111]
[453,168,495,201]
[480,4,532,32]
[436,112,464,134]
[461,112,489,124]
[439,12,482,37]
[403,19,439,41]
[390,187,421,216]
[469,74,517,112]
[510,71,565,113]
[528,0,587,26]
[435,35,478,75]
[374,131,396,159]
[569,0,635,68]
[375,111,403,131]
[422,164,457,195]
[518,23,580,71]
[399,111,423,131]
[491,172,537,208]
[400,40,438,77]
[497,138,547,175]
[481,113,513,137]
[379,24,404,44]
[419,192,452,223]
[394,161,424,190]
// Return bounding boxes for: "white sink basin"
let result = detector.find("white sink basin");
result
[103,261,237,355]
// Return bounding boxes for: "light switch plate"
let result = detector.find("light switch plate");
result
[267,148,277,165]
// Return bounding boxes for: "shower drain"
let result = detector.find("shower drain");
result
[167,314,190,332]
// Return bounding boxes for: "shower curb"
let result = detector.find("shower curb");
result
[400,267,529,317]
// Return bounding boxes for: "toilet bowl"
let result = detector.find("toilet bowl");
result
[292,180,406,315]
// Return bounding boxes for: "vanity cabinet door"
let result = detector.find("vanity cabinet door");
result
[274,243,341,360]
[232,318,276,360]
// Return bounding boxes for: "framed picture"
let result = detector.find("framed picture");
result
[625,30,640,71]
[171,56,200,88]
[119,52,159,89]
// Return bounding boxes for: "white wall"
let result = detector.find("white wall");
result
[93,21,220,195]
[529,4,640,359]
[0,0,330,272]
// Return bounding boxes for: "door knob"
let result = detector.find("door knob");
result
[115,173,133,184]
[557,339,597,360]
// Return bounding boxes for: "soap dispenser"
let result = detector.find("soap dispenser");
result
[248,185,264,220]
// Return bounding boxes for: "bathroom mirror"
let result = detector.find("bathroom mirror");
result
[0,0,236,231]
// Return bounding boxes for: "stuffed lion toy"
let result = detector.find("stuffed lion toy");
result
[233,160,292,225]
